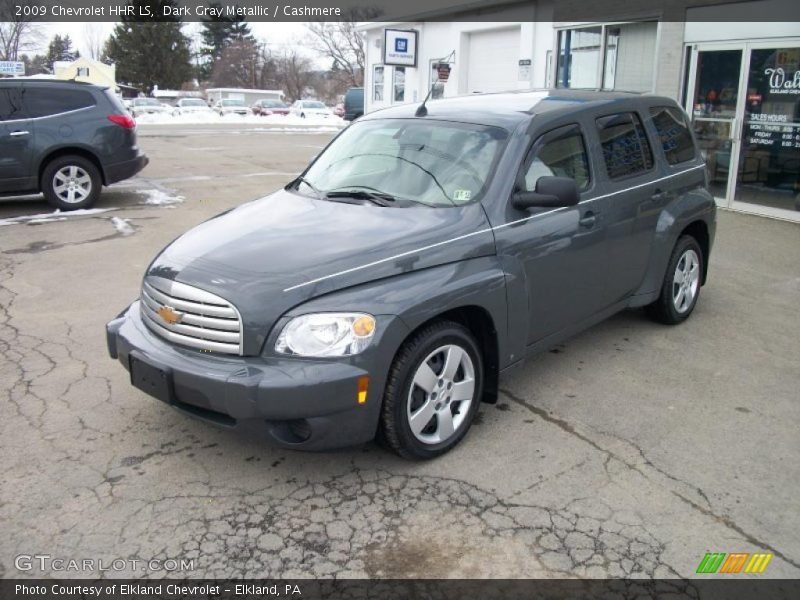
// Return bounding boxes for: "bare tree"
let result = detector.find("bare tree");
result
[0,12,41,62]
[274,49,314,102]
[305,8,379,88]
[83,24,107,61]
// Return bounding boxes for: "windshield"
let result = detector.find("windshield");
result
[136,99,160,106]
[182,99,205,106]
[298,119,508,207]
[304,101,326,109]
[266,101,286,107]
[223,99,245,106]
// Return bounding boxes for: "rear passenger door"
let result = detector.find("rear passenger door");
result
[0,85,36,192]
[591,110,659,304]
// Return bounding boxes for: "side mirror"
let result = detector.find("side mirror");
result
[511,176,581,210]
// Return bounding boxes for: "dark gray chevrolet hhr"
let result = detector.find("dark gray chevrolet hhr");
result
[107,90,715,459]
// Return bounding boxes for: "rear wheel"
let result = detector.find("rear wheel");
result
[646,235,704,324]
[380,321,483,459]
[41,155,101,211]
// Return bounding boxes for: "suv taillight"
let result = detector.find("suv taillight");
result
[108,114,136,129]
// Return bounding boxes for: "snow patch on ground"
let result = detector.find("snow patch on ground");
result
[135,112,346,128]
[0,208,115,226]
[137,188,185,206]
[111,217,136,236]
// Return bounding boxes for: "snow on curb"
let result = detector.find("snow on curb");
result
[111,217,136,236]
[0,208,115,226]
[135,112,346,128]
[137,189,185,206]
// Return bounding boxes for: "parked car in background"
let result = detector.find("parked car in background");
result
[214,99,250,116]
[0,79,148,210]
[129,98,168,118]
[251,99,290,116]
[290,100,334,119]
[333,103,345,118]
[172,98,212,116]
[344,87,364,121]
[106,90,714,459]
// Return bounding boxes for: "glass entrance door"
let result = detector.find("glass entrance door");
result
[686,48,744,204]
[734,45,800,216]
[686,41,800,220]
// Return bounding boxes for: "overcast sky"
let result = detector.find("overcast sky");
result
[38,21,321,64]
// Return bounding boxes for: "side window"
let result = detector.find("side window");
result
[23,88,95,118]
[0,86,25,121]
[649,106,696,165]
[595,112,654,179]
[522,124,591,192]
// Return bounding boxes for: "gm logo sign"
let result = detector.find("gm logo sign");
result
[696,552,773,574]
[395,38,408,53]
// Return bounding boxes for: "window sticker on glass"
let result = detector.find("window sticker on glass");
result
[453,189,472,202]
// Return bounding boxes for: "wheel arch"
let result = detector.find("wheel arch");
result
[38,146,107,188]
[397,305,500,405]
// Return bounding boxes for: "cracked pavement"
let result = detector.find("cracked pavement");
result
[1,123,798,580]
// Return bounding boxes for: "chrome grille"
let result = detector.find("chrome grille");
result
[140,276,242,355]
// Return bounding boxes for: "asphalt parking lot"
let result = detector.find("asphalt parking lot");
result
[1,123,798,580]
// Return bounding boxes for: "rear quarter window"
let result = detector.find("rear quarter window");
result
[0,86,25,121]
[23,87,95,118]
[595,111,654,180]
[649,106,696,165]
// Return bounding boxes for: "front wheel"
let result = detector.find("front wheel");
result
[379,321,483,460]
[41,155,101,210]
[646,235,704,324]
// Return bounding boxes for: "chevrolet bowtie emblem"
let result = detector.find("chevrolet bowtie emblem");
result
[158,305,183,325]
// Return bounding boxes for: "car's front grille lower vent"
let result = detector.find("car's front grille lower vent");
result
[140,276,242,355]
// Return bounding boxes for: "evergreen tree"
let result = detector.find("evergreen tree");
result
[198,3,254,81]
[104,0,192,92]
[45,35,78,68]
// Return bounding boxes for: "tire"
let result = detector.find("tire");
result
[379,321,483,460]
[41,155,101,211]
[646,235,704,325]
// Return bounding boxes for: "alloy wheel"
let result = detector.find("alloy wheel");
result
[53,165,92,205]
[406,344,476,444]
[673,248,700,313]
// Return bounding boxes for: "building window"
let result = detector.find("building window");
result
[373,66,384,101]
[393,67,405,102]
[557,22,657,92]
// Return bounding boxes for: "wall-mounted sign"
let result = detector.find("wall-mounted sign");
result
[383,29,418,68]
[0,61,25,76]
[518,58,532,82]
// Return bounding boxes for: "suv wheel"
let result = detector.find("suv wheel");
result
[42,155,101,211]
[647,235,704,325]
[380,321,483,459]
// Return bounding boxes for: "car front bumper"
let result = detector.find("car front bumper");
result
[106,302,401,450]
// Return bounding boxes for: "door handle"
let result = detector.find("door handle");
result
[9,130,29,136]
[579,211,596,228]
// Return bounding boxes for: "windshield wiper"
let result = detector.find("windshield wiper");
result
[290,176,324,199]
[326,187,433,208]
[325,189,396,207]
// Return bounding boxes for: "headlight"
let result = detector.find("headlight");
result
[275,313,376,357]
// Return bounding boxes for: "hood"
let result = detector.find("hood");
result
[146,189,494,354]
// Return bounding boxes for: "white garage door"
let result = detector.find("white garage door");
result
[466,27,521,94]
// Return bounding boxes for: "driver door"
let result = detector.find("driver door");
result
[494,123,608,346]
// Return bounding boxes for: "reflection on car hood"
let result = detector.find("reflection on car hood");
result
[146,188,495,353]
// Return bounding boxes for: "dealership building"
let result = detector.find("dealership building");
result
[361,0,800,221]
